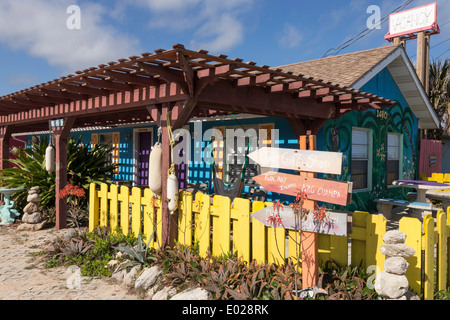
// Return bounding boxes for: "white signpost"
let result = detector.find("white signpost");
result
[385,2,438,40]
[248,147,343,175]
[251,205,348,237]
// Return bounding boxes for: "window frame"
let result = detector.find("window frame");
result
[386,132,403,187]
[351,127,373,192]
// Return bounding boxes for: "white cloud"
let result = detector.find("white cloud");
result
[133,0,254,52]
[279,24,303,49]
[0,0,140,73]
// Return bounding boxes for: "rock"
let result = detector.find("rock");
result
[22,212,43,224]
[170,287,211,300]
[384,257,410,275]
[111,269,127,283]
[152,286,177,300]
[16,220,47,232]
[374,270,409,299]
[64,228,77,241]
[28,186,40,195]
[404,290,420,300]
[123,265,140,288]
[106,260,119,271]
[26,194,42,203]
[23,202,40,213]
[380,244,416,258]
[383,230,407,244]
[134,266,162,291]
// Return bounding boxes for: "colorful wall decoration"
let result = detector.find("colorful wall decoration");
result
[317,67,419,212]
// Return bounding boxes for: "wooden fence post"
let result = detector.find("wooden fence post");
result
[197,193,211,257]
[109,184,119,232]
[437,210,448,293]
[232,198,251,262]
[399,216,422,296]
[252,201,267,264]
[423,214,435,300]
[89,183,99,232]
[178,191,193,247]
[119,186,130,235]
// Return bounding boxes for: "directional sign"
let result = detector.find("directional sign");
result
[248,147,342,175]
[251,205,348,236]
[253,171,352,206]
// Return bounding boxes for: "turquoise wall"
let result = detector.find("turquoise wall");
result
[316,67,419,212]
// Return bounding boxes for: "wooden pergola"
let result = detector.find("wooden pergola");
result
[0,44,395,247]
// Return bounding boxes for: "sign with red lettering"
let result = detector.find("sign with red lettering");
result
[253,171,352,206]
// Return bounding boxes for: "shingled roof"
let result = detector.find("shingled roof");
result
[277,44,439,129]
[277,44,399,87]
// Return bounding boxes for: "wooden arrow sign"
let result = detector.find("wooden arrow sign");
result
[253,171,352,206]
[248,147,343,175]
[251,205,348,236]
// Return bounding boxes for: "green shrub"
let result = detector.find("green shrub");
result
[0,136,117,210]
[45,227,137,277]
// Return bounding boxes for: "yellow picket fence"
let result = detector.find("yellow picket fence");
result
[89,183,450,299]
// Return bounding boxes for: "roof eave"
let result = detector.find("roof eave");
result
[350,46,439,130]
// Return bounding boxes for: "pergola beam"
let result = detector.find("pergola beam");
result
[196,79,336,119]
[82,77,135,92]
[102,70,160,87]
[58,83,109,96]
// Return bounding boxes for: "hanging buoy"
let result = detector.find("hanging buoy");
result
[45,144,55,173]
[167,172,178,213]
[148,142,162,195]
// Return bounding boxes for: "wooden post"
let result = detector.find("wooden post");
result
[424,34,430,94]
[416,31,428,90]
[0,126,13,171]
[147,104,177,248]
[52,117,75,230]
[0,126,13,203]
[299,133,319,289]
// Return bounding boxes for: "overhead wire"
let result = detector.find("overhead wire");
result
[322,0,414,57]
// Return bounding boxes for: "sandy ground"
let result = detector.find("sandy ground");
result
[0,223,142,300]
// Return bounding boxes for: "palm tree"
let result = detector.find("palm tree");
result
[427,58,449,139]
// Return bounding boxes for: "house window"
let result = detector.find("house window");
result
[351,128,370,190]
[92,132,120,174]
[213,123,274,186]
[387,133,401,185]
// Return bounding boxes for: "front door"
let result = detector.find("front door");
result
[138,131,152,187]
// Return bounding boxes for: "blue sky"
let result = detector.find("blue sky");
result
[0,0,448,96]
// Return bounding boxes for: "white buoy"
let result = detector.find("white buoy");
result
[148,142,162,195]
[45,144,55,173]
[167,172,179,212]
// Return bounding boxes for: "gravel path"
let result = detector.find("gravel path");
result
[0,224,141,300]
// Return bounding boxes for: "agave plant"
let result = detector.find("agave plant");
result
[0,136,117,210]
[114,230,157,268]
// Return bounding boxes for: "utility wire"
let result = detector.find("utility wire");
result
[436,49,450,59]
[409,38,450,59]
[322,0,414,57]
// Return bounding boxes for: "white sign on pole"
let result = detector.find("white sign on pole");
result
[385,2,438,39]
[251,205,348,236]
[248,147,343,175]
